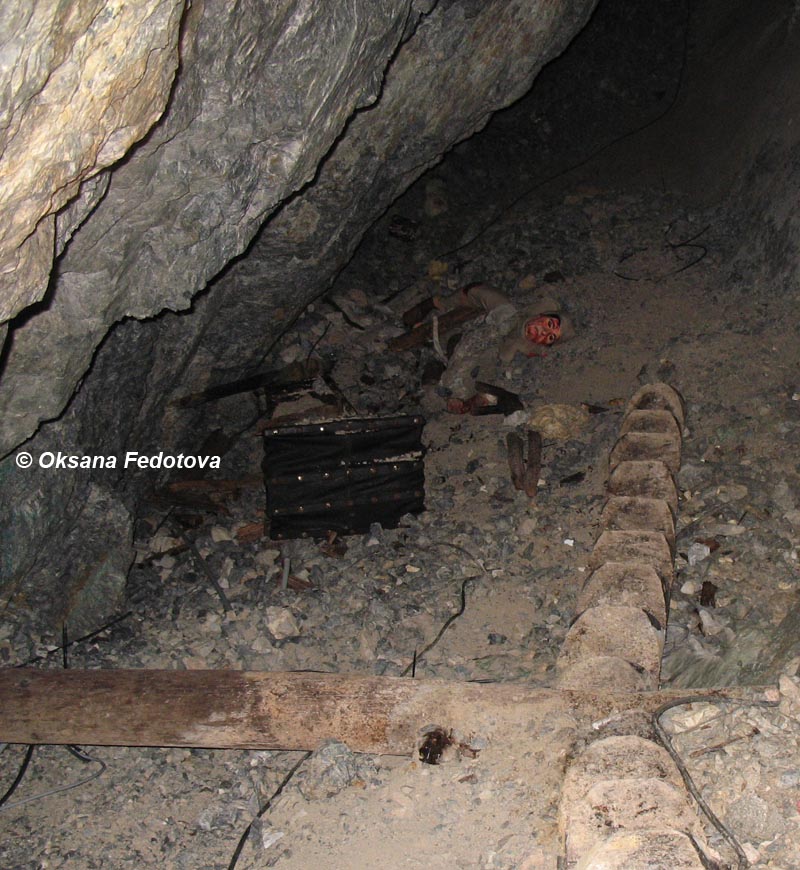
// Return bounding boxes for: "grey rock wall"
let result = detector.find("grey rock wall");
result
[0,0,184,325]
[0,0,598,634]
[0,0,413,454]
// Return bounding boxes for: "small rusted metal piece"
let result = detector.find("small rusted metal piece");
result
[419,727,453,765]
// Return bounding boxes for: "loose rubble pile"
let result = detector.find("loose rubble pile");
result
[3,170,800,868]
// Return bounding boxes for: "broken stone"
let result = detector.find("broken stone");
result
[726,794,785,843]
[778,674,800,719]
[255,549,280,569]
[610,430,682,473]
[575,829,705,869]
[619,409,682,440]
[686,541,711,565]
[527,404,589,439]
[210,526,234,543]
[588,530,674,601]
[556,655,652,692]
[265,607,301,641]
[624,383,685,428]
[575,562,667,629]
[697,608,726,637]
[600,496,675,552]
[295,740,377,800]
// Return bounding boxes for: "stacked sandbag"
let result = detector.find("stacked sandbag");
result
[557,384,683,691]
[557,385,710,868]
[559,735,710,869]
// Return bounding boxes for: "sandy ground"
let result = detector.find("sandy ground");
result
[3,109,800,870]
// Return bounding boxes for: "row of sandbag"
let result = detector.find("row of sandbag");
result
[557,384,713,869]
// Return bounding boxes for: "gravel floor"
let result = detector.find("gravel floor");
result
[3,151,800,869]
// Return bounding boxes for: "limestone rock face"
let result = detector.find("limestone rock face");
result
[0,0,599,635]
[0,0,597,457]
[0,0,184,324]
[0,0,413,454]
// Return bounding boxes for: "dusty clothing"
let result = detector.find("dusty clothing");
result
[438,284,573,398]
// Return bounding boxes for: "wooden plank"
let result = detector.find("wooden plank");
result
[387,306,480,351]
[0,669,768,753]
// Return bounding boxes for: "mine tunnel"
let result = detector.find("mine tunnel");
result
[2,0,800,866]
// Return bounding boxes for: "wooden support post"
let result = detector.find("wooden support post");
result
[0,668,766,753]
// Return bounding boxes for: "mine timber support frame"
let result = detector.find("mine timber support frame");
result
[0,667,768,754]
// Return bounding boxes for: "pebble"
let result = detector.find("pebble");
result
[779,770,800,787]
[255,549,279,568]
[687,542,711,565]
[260,825,285,850]
[295,741,377,801]
[726,794,784,842]
[265,607,301,641]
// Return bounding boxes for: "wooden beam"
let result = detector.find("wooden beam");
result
[0,669,767,753]
[387,306,480,351]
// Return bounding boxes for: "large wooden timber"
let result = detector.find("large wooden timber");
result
[0,668,765,753]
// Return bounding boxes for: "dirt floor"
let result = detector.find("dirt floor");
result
[3,93,800,870]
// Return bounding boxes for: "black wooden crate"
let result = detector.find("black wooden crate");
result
[263,415,426,539]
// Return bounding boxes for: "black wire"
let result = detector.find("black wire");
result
[613,222,710,281]
[651,694,781,870]
[0,745,35,809]
[0,748,107,812]
[228,751,311,870]
[1,620,110,812]
[305,320,332,363]
[399,540,489,677]
[62,623,69,670]
[188,538,233,614]
[401,575,476,677]
[18,611,133,667]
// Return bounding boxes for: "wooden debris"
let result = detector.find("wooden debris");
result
[319,531,348,558]
[235,520,265,543]
[174,360,322,408]
[402,295,439,328]
[256,399,342,432]
[506,430,542,498]
[167,477,259,495]
[0,669,765,754]
[284,574,315,591]
[148,476,262,514]
[699,580,718,607]
[388,305,481,351]
[507,433,525,491]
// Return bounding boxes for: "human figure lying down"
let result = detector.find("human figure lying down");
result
[435,281,575,414]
